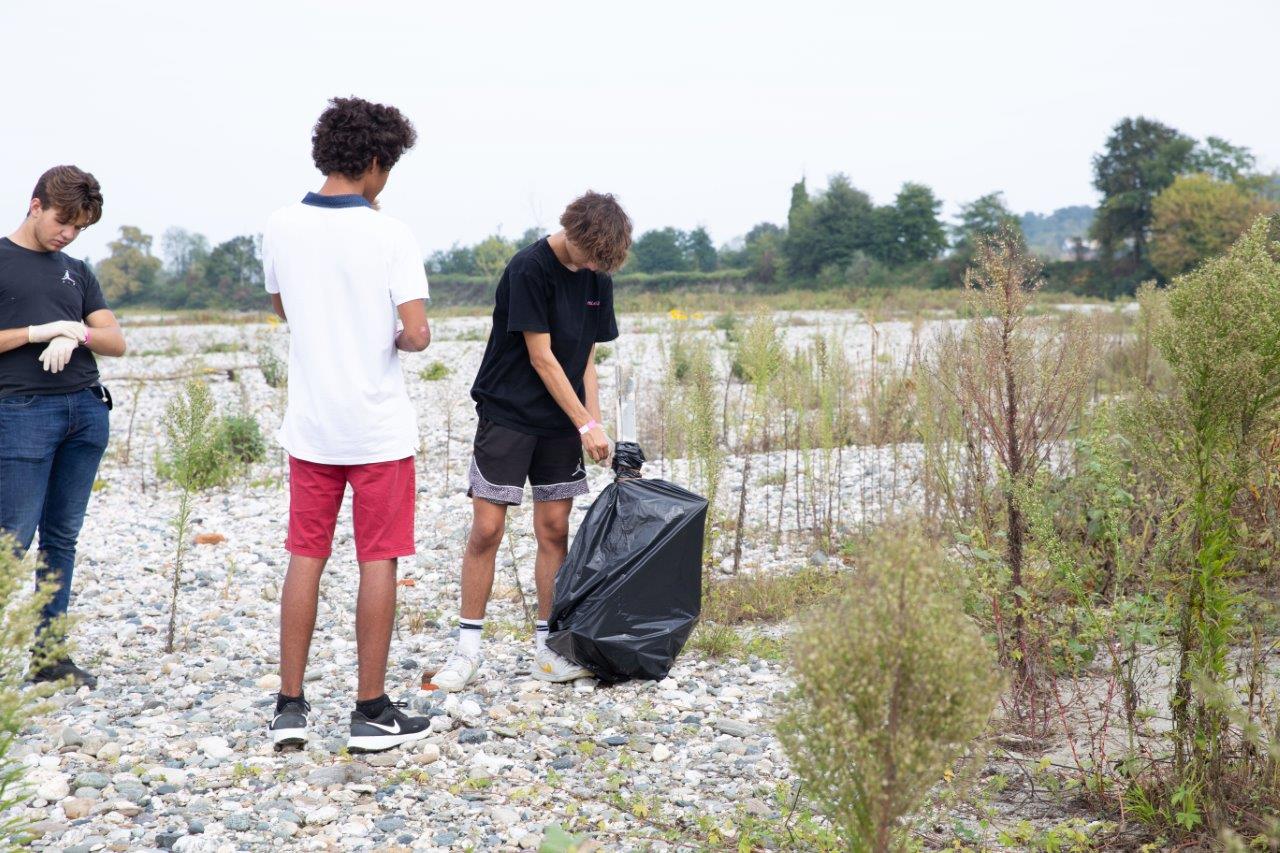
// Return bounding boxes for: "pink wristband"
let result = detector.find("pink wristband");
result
[578,419,598,436]
[83,327,91,345]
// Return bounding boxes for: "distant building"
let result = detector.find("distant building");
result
[1061,237,1099,262]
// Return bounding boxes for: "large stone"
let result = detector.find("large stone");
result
[74,772,110,790]
[62,797,94,820]
[196,736,232,760]
[36,775,70,802]
[304,805,339,826]
[224,813,252,832]
[306,764,368,787]
[713,719,757,738]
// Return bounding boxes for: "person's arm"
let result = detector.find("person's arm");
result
[83,309,126,357]
[0,320,87,354]
[0,328,30,355]
[271,293,287,321]
[395,299,430,352]
[583,344,602,424]
[523,332,610,462]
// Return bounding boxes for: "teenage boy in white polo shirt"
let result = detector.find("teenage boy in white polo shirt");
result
[262,97,432,753]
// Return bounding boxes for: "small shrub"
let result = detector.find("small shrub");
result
[703,565,842,625]
[418,361,450,381]
[593,345,612,364]
[711,310,739,340]
[687,622,744,658]
[158,412,265,489]
[257,342,287,388]
[777,522,1001,853]
[219,414,266,465]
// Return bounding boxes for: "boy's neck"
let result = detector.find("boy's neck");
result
[318,174,374,204]
[8,219,42,252]
[547,231,578,271]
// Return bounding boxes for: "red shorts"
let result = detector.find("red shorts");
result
[285,455,416,562]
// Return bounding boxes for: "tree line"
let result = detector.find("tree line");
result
[87,115,1280,309]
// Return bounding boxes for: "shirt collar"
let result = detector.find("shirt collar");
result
[301,192,372,209]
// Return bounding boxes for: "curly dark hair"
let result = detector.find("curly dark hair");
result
[311,97,418,179]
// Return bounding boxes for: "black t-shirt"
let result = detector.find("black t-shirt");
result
[0,237,109,398]
[471,238,619,437]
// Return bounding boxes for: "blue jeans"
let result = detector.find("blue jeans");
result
[0,388,110,634]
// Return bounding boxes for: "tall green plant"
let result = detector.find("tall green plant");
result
[1146,217,1280,795]
[682,337,723,558]
[730,311,784,572]
[777,523,1001,852]
[162,379,218,653]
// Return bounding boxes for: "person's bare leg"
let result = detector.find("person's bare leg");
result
[532,499,572,619]
[461,498,508,620]
[354,558,398,700]
[279,554,327,696]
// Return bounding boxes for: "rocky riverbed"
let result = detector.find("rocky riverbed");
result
[7,312,869,851]
[5,308,1131,850]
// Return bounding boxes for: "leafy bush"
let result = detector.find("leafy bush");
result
[158,408,265,489]
[1138,217,1280,807]
[257,341,287,388]
[777,523,1000,852]
[418,361,450,381]
[218,414,266,465]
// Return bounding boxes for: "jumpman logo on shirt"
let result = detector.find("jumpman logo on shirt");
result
[61,270,76,286]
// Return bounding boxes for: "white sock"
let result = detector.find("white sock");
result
[535,620,549,654]
[458,618,483,657]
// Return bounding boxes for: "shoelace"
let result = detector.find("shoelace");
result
[280,698,311,714]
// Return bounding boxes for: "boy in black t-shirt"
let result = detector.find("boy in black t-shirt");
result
[434,192,632,690]
[0,166,128,688]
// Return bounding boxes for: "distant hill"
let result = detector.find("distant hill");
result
[1020,205,1096,259]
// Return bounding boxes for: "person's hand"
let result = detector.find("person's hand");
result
[28,320,86,344]
[581,425,611,463]
[38,336,78,373]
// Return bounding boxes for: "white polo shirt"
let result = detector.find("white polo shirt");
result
[263,193,429,465]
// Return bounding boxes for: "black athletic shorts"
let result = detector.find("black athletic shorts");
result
[467,419,589,506]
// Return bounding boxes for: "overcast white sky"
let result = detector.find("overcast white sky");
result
[4,0,1278,263]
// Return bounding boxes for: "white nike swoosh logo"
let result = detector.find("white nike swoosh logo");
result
[364,719,401,734]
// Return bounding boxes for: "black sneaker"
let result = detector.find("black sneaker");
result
[29,658,98,689]
[347,700,430,753]
[270,697,310,750]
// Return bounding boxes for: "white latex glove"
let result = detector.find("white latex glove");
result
[28,320,86,344]
[39,336,78,373]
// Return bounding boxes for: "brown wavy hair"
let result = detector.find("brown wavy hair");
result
[312,96,417,179]
[32,166,103,226]
[560,191,633,272]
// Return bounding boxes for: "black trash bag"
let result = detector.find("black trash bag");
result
[547,444,706,683]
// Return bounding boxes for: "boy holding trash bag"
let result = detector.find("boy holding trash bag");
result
[434,192,632,690]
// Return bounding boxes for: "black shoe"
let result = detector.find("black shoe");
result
[270,697,310,750]
[347,700,430,753]
[29,658,97,689]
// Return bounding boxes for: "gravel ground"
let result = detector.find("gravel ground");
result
[6,311,1008,851]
